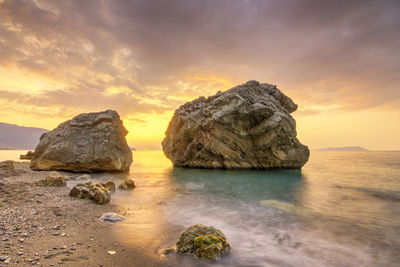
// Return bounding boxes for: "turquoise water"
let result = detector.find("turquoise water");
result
[2,150,400,266]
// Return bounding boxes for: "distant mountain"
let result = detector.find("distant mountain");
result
[317,146,369,151]
[0,122,48,150]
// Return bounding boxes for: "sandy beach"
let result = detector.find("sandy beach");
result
[0,162,178,267]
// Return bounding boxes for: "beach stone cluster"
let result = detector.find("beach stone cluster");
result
[30,110,132,172]
[162,80,309,169]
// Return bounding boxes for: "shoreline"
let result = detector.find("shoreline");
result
[0,163,178,266]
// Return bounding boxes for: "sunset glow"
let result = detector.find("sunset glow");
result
[1,0,399,150]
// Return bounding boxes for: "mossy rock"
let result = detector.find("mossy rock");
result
[193,234,228,260]
[175,224,231,260]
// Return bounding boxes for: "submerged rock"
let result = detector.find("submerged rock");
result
[69,181,112,204]
[20,151,35,160]
[175,224,231,260]
[117,179,136,190]
[30,110,132,172]
[35,171,66,187]
[162,80,309,169]
[100,212,126,223]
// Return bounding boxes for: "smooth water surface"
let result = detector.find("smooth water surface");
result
[2,150,400,266]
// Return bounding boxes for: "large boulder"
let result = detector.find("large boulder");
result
[162,80,309,169]
[30,110,132,172]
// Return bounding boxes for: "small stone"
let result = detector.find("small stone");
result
[70,247,76,251]
[0,257,6,261]
[19,239,24,243]
[107,251,116,255]
[100,212,126,223]
[117,179,136,190]
[60,233,66,237]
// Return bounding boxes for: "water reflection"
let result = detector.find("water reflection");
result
[170,168,305,205]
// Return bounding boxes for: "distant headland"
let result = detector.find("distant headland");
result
[316,146,369,151]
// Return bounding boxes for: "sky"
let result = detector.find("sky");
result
[0,0,399,150]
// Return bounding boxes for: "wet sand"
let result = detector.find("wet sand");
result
[0,163,178,266]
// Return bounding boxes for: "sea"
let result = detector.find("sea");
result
[1,150,400,266]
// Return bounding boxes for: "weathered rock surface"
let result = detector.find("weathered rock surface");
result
[30,110,132,172]
[35,171,66,187]
[100,212,126,223]
[118,179,136,190]
[162,80,309,169]
[20,151,35,160]
[102,180,116,193]
[69,181,113,204]
[175,224,231,260]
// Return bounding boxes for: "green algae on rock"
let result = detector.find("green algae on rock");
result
[175,224,231,260]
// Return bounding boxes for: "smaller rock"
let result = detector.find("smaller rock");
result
[69,181,111,204]
[107,251,116,255]
[20,151,35,160]
[35,172,66,187]
[117,179,136,190]
[100,212,126,223]
[0,257,6,261]
[175,224,231,261]
[102,181,116,193]
[77,174,91,180]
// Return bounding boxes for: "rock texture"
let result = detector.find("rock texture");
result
[30,110,132,172]
[34,171,66,187]
[162,80,309,169]
[117,179,136,190]
[69,181,113,204]
[20,151,35,160]
[175,224,231,260]
[100,212,126,223]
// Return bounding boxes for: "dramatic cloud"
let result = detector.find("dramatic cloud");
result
[0,0,399,149]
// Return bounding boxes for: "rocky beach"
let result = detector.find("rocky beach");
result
[0,162,175,266]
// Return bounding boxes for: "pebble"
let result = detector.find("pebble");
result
[70,247,76,251]
[0,256,6,261]
[19,238,24,243]
[107,251,116,255]
[60,233,66,237]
